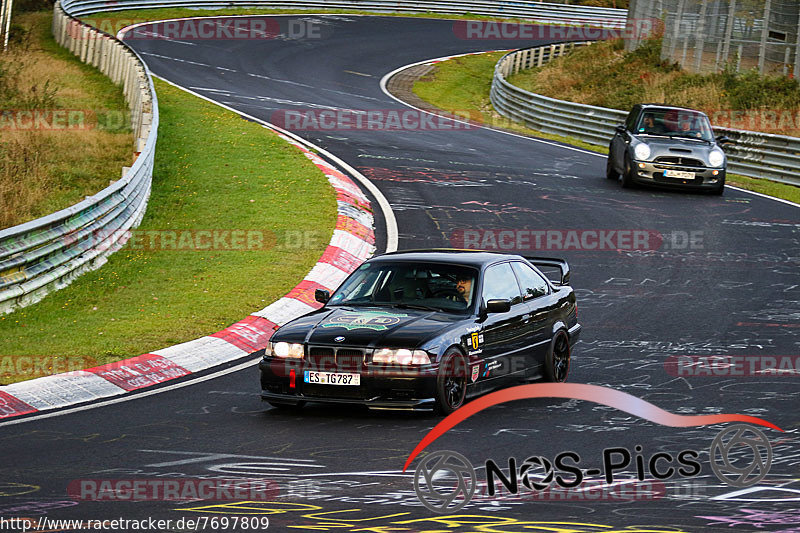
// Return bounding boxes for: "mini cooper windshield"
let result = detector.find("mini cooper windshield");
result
[327,261,479,314]
[636,108,714,142]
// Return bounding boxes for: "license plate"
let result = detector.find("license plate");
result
[664,169,695,179]
[304,371,360,386]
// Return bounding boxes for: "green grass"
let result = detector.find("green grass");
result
[0,12,132,228]
[0,78,336,384]
[725,174,800,203]
[506,38,800,137]
[412,52,619,154]
[412,51,800,204]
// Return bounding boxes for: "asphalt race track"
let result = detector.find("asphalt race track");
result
[1,15,799,532]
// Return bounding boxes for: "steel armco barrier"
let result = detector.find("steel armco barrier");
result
[491,44,800,187]
[60,0,627,27]
[0,1,627,314]
[1,1,626,314]
[0,3,157,314]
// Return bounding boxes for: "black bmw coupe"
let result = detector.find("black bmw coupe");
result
[258,250,581,414]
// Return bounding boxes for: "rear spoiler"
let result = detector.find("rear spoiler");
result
[524,256,571,286]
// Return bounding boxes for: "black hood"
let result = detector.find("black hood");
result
[273,305,461,348]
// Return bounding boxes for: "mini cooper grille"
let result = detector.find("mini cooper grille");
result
[654,156,705,168]
[654,174,702,184]
[307,346,365,371]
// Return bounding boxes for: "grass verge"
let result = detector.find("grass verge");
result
[0,78,337,384]
[507,38,800,137]
[0,12,132,229]
[411,50,800,204]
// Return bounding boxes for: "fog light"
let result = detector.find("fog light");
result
[638,162,646,169]
[712,170,719,176]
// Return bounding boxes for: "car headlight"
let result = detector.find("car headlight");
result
[708,148,725,167]
[267,341,304,359]
[634,143,651,161]
[372,348,431,365]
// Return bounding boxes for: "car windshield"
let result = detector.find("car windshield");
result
[327,261,479,314]
[636,108,714,142]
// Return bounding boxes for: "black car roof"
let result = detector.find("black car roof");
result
[372,249,521,268]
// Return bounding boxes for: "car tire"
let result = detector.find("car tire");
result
[621,154,635,188]
[544,330,571,383]
[606,154,619,180]
[268,400,306,410]
[434,348,469,415]
[711,178,725,196]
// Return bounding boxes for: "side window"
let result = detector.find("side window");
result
[625,108,639,132]
[482,263,522,306]
[511,262,549,300]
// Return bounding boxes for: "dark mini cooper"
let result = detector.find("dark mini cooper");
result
[607,104,728,194]
[259,250,581,414]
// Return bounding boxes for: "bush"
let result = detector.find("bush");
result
[13,0,55,13]
[718,67,800,110]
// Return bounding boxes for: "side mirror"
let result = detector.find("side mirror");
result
[615,124,626,134]
[485,299,511,314]
[716,135,731,145]
[315,289,330,304]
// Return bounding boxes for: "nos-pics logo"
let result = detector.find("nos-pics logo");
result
[413,424,772,513]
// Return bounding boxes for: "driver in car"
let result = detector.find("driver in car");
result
[455,274,473,306]
[641,113,665,135]
[679,118,701,138]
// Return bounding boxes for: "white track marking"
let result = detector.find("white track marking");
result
[0,359,259,428]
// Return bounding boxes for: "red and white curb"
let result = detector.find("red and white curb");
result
[0,130,376,421]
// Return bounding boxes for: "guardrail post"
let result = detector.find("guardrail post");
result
[0,2,159,315]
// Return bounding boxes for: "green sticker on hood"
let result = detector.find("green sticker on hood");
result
[320,310,409,331]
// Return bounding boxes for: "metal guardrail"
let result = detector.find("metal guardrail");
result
[491,44,800,187]
[0,1,628,314]
[0,3,157,314]
[60,0,627,27]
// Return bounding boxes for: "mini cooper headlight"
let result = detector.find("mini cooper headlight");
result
[268,341,304,359]
[634,143,652,161]
[373,348,431,365]
[708,148,725,167]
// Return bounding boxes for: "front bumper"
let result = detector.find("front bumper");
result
[633,160,724,190]
[259,358,438,410]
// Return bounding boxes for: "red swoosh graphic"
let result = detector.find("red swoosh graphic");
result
[403,383,783,472]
